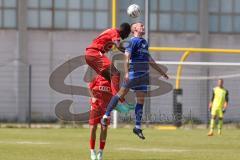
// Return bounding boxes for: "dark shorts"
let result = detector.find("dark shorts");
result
[122,71,149,92]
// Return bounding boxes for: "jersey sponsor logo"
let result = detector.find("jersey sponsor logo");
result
[99,86,111,92]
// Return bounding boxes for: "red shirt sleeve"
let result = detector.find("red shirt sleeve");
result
[111,29,120,42]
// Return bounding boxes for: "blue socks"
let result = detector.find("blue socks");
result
[105,96,144,129]
[105,95,120,116]
[135,103,143,129]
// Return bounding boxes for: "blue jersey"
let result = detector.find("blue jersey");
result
[126,37,150,74]
[122,37,150,92]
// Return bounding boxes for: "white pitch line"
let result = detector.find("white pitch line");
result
[116,147,189,153]
[0,141,51,145]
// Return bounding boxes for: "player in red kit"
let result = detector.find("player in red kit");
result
[85,23,131,95]
[88,75,112,160]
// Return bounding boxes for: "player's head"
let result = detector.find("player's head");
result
[119,23,131,39]
[131,22,145,36]
[218,79,224,87]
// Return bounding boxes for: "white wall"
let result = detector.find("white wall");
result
[0,31,18,121]
[0,30,240,123]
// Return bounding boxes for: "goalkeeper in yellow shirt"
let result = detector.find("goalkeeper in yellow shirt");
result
[208,79,229,136]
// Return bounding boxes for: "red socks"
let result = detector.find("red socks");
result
[99,140,106,150]
[90,139,106,150]
[90,139,96,150]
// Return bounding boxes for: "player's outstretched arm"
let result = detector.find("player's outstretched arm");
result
[148,56,169,79]
[124,51,130,80]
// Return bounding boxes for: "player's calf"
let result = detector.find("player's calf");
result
[218,117,223,135]
[133,109,145,140]
[89,125,97,160]
[208,115,216,136]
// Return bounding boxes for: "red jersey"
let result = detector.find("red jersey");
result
[87,28,120,53]
[88,75,113,110]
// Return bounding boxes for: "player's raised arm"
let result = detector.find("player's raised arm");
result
[124,50,130,81]
[148,55,169,79]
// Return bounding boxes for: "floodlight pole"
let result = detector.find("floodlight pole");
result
[200,0,210,127]
[145,0,149,41]
[17,0,29,122]
[145,0,151,127]
[112,0,118,129]
[28,65,32,128]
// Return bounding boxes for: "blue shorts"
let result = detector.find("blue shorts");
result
[122,71,149,92]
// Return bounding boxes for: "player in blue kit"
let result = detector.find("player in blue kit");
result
[101,22,169,139]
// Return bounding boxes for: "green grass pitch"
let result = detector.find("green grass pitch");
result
[0,127,240,160]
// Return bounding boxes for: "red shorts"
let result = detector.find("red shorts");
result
[89,100,110,126]
[85,48,111,75]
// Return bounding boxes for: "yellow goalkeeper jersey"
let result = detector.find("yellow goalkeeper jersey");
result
[212,87,228,109]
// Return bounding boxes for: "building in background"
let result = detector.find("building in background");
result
[0,0,240,123]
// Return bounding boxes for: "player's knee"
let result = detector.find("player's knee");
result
[136,92,145,104]
[91,125,97,132]
[137,100,144,104]
[101,126,108,132]
[136,98,144,104]
[118,87,129,97]
[211,115,217,119]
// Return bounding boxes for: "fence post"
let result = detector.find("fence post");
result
[28,65,32,128]
[173,89,182,127]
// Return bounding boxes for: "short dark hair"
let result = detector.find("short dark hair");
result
[119,22,131,33]
[119,22,131,39]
